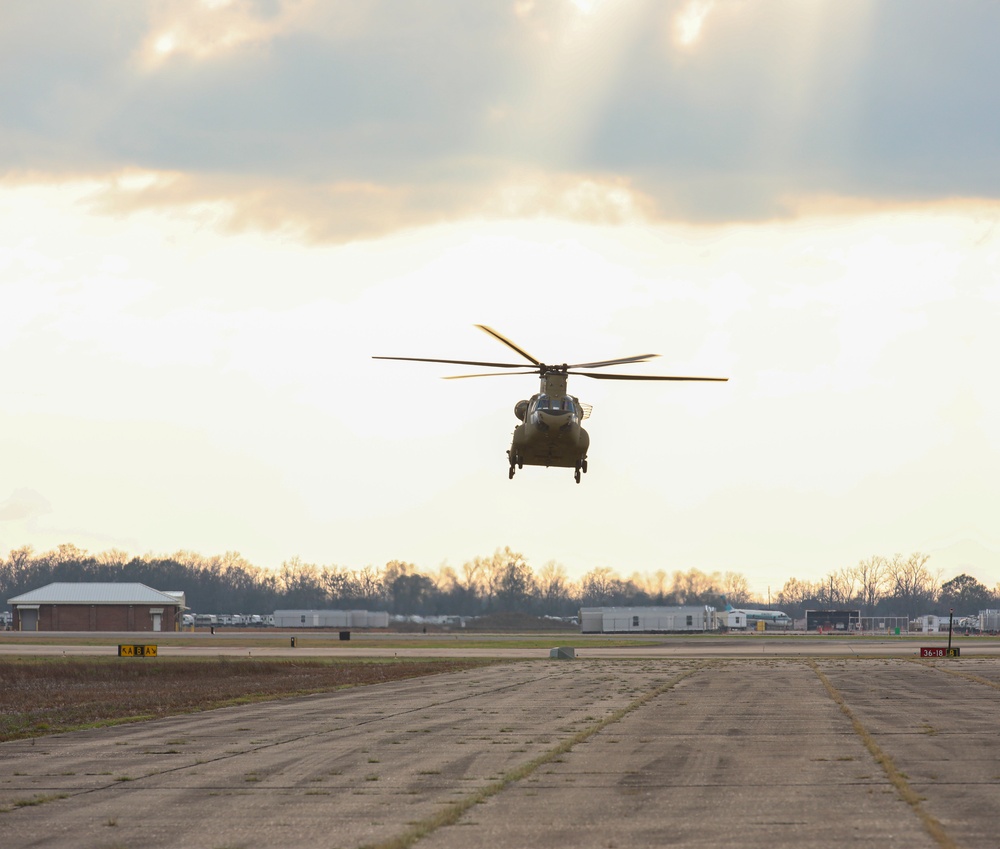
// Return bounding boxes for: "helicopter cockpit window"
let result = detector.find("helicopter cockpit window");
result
[536,396,572,413]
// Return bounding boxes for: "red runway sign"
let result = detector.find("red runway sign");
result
[920,647,960,658]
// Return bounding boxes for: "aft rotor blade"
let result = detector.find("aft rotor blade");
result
[444,370,539,380]
[373,355,529,369]
[567,354,660,369]
[476,325,540,366]
[572,371,729,381]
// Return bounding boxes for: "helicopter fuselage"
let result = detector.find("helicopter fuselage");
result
[510,392,590,470]
[507,371,590,481]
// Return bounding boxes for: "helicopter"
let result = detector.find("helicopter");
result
[374,325,727,483]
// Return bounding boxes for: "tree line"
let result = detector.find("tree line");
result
[775,553,997,619]
[1,544,996,620]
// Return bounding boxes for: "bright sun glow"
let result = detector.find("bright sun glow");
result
[675,0,714,47]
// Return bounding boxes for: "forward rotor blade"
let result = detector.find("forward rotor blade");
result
[572,371,729,381]
[567,354,660,369]
[444,370,539,380]
[373,355,530,369]
[475,325,540,366]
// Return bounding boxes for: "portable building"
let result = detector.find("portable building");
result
[273,609,389,628]
[580,606,717,634]
[721,610,747,629]
[921,615,951,633]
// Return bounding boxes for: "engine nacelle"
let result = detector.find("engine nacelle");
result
[514,399,529,421]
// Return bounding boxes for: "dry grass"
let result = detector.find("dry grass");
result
[0,657,493,742]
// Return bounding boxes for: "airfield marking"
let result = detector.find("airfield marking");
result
[808,660,957,849]
[363,663,705,849]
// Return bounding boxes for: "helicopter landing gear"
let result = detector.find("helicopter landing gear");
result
[574,458,588,484]
[507,450,521,480]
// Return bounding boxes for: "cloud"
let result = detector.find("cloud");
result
[76,167,657,242]
[2,0,1000,239]
[0,488,52,522]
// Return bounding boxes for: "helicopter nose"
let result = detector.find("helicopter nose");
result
[537,411,570,428]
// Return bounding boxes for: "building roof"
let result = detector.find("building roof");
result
[8,582,182,606]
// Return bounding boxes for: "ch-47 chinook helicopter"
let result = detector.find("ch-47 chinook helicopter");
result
[374,325,727,483]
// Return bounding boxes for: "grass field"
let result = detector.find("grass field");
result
[0,656,496,742]
[0,632,669,649]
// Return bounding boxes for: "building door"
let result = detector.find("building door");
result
[20,609,38,631]
[152,613,162,632]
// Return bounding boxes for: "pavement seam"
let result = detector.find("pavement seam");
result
[23,664,553,804]
[911,658,1000,691]
[808,660,958,849]
[360,662,704,849]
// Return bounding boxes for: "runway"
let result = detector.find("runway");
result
[2,655,999,848]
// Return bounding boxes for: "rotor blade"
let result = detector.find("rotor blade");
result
[566,354,660,369]
[475,325,540,366]
[572,371,729,381]
[373,355,530,369]
[443,370,539,380]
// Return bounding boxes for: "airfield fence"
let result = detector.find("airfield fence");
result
[858,616,910,634]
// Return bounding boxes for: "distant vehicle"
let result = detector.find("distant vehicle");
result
[193,614,217,626]
[181,613,195,627]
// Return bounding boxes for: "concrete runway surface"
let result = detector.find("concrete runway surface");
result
[2,656,999,848]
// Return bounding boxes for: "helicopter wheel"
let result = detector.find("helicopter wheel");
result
[582,459,588,473]
[509,466,515,480]
[574,467,581,484]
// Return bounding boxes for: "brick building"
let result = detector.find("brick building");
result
[8,583,184,632]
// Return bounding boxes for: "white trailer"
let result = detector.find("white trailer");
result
[580,606,717,634]
[273,609,390,628]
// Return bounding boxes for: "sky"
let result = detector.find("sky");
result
[2,0,999,597]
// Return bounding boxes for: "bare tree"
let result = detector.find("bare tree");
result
[579,566,623,605]
[6,545,34,571]
[629,569,670,603]
[536,561,573,611]
[354,565,384,604]
[887,552,935,613]
[97,549,129,569]
[671,569,719,604]
[827,567,858,606]
[777,577,817,608]
[322,566,358,602]
[852,555,888,609]
[721,571,752,607]
[494,556,536,612]
[277,557,325,607]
